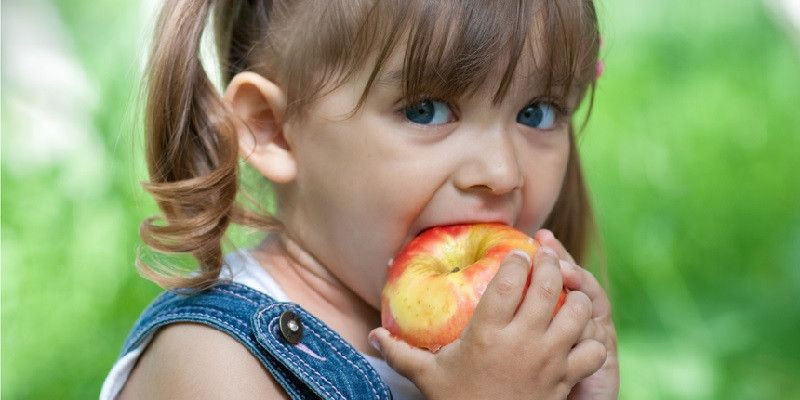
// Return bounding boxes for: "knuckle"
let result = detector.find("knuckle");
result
[536,251,558,270]
[595,325,609,343]
[569,292,592,320]
[537,280,559,300]
[506,252,532,268]
[580,321,596,341]
[534,269,562,299]
[463,323,496,349]
[539,341,562,365]
[473,329,495,350]
[493,277,518,296]
[569,302,588,321]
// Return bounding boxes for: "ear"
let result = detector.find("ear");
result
[224,71,296,183]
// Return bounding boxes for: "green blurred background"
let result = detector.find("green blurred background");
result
[2,0,799,398]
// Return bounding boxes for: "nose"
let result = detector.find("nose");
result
[452,127,523,195]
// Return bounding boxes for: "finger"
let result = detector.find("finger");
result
[369,328,435,382]
[559,261,612,319]
[572,319,610,356]
[534,229,576,264]
[513,246,564,331]
[565,339,607,385]
[470,250,533,329]
[546,290,592,349]
[577,319,607,344]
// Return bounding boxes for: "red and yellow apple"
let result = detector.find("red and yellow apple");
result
[381,223,567,352]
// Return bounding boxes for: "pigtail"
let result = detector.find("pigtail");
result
[138,0,278,290]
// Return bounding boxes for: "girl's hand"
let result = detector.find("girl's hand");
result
[535,229,620,400]
[369,247,607,400]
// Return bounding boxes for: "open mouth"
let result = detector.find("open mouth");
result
[413,220,511,238]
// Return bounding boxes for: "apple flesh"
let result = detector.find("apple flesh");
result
[381,223,567,352]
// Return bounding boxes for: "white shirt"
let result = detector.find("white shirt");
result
[100,249,424,400]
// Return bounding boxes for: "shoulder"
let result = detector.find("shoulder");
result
[118,323,289,400]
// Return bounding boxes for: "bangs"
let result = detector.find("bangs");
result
[355,0,601,112]
[261,0,600,119]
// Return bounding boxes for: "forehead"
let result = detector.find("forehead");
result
[361,4,581,106]
[373,40,547,87]
[370,34,566,104]
[276,1,598,121]
[293,0,598,120]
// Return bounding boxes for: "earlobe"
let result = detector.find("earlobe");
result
[224,71,296,184]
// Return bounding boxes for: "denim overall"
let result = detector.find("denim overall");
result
[119,282,392,399]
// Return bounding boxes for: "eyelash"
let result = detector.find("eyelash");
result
[395,96,458,117]
[395,96,569,124]
[531,96,569,116]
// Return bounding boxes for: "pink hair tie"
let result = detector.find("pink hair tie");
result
[596,59,605,79]
[595,36,605,79]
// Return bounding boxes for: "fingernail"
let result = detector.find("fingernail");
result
[369,337,382,353]
[368,333,382,353]
[541,229,554,241]
[509,249,532,265]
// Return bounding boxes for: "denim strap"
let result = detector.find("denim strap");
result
[120,282,391,400]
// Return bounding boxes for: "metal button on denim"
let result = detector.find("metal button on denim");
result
[279,310,303,345]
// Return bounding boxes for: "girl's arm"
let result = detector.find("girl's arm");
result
[119,323,288,400]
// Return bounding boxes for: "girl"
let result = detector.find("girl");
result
[102,0,619,398]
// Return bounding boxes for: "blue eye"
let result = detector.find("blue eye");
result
[517,103,557,129]
[404,100,454,125]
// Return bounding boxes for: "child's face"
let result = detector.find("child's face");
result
[278,50,572,309]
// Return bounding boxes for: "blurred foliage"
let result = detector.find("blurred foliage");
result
[2,0,799,398]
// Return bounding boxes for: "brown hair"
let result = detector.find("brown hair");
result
[139,0,602,289]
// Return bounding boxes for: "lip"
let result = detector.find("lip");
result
[413,218,514,238]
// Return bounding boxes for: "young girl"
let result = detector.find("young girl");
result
[102,0,619,398]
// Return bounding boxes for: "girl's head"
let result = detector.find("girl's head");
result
[140,0,601,299]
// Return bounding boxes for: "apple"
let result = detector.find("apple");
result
[381,223,567,352]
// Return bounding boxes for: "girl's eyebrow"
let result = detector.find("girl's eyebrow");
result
[372,63,573,103]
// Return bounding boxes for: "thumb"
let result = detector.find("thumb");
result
[368,328,434,381]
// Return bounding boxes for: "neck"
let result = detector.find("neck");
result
[252,231,381,356]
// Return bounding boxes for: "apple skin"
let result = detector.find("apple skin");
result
[381,223,567,352]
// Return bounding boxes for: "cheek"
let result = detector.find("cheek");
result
[517,137,571,233]
[291,123,446,305]
[295,169,403,307]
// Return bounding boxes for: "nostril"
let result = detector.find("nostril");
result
[485,178,522,196]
